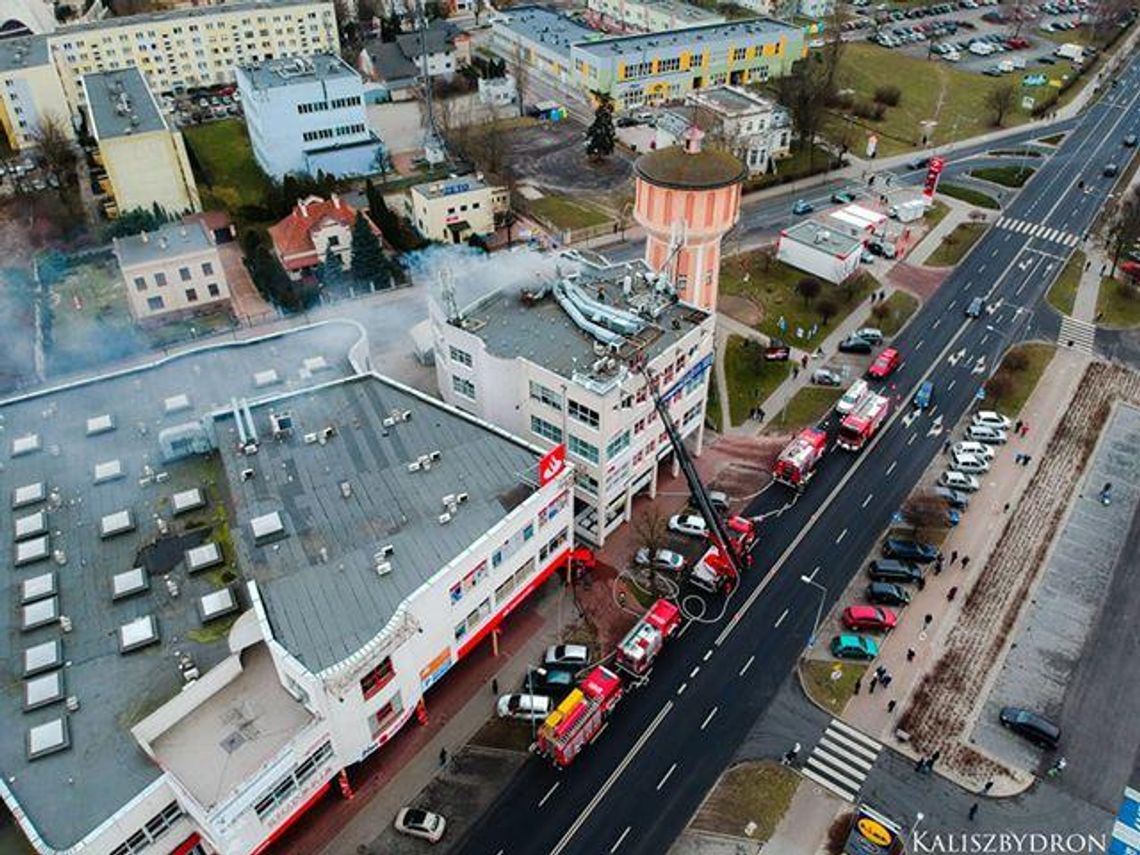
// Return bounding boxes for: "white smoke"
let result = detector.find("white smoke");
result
[403,243,576,310]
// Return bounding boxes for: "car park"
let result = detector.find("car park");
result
[813,367,843,386]
[866,581,912,606]
[967,423,1008,444]
[999,706,1061,748]
[634,547,686,572]
[883,538,939,563]
[952,440,995,461]
[544,644,590,669]
[940,470,981,492]
[830,634,880,660]
[668,514,707,537]
[395,808,447,843]
[950,450,991,474]
[839,335,874,354]
[934,486,970,509]
[793,199,814,215]
[867,347,901,379]
[868,558,925,584]
[705,490,731,513]
[497,693,553,720]
[973,410,1012,430]
[914,380,934,410]
[842,605,898,631]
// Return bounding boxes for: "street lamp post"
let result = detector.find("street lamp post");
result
[909,812,926,848]
[800,575,827,648]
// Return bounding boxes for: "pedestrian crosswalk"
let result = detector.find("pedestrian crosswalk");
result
[995,216,1081,247]
[800,719,883,803]
[1059,315,1097,354]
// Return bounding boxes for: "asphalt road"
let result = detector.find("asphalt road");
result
[456,56,1140,855]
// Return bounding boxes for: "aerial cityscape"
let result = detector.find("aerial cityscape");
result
[0,0,1138,852]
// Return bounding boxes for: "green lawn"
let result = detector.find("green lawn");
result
[988,149,1044,158]
[182,120,272,213]
[864,290,919,337]
[969,166,1036,188]
[724,336,791,427]
[937,183,1001,210]
[800,659,868,715]
[924,199,950,229]
[819,43,1079,156]
[769,386,843,433]
[706,376,723,432]
[1096,277,1140,328]
[1046,250,1085,316]
[720,256,878,344]
[926,222,989,267]
[744,144,836,191]
[690,761,801,843]
[527,195,611,231]
[984,343,1055,417]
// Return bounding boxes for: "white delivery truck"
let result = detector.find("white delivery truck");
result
[1056,42,1085,63]
[890,198,927,223]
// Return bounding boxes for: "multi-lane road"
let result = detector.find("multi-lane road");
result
[457,54,1140,855]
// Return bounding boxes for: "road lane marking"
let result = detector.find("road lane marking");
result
[657,763,678,791]
[948,379,957,391]
[549,701,674,855]
[539,782,560,807]
[678,620,693,638]
[775,608,789,628]
[932,318,941,329]
[915,339,924,351]
[703,649,713,662]
[862,493,873,508]
[907,433,917,446]
[836,528,847,544]
[610,827,631,853]
[886,460,897,475]
[740,655,755,676]
[690,666,700,678]
[677,682,687,695]
[806,566,820,581]
[701,707,718,731]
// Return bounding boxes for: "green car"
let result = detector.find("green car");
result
[831,191,855,204]
[830,634,880,661]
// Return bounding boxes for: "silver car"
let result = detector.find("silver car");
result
[635,547,686,572]
[967,424,1008,444]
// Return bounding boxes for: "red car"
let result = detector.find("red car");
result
[867,347,901,379]
[842,605,898,631]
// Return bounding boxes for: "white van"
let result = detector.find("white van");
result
[837,379,869,415]
[497,693,552,721]
[998,59,1015,73]
[969,41,994,55]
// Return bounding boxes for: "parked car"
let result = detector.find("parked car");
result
[966,423,1009,444]
[950,449,991,474]
[868,558,925,584]
[669,514,707,537]
[705,490,731,513]
[853,327,884,344]
[999,706,1061,748]
[934,486,970,509]
[1125,134,1138,147]
[952,440,995,461]
[830,634,880,660]
[838,335,874,354]
[765,340,791,361]
[867,347,902,379]
[966,296,985,318]
[866,581,912,606]
[837,379,869,415]
[842,605,898,631]
[831,190,856,204]
[813,367,843,386]
[793,199,815,215]
[522,667,576,699]
[1104,163,1119,177]
[544,643,590,669]
[395,808,447,843]
[883,538,939,563]
[973,410,1012,430]
[914,380,934,409]
[907,155,932,170]
[497,693,553,720]
[635,547,686,572]
[940,470,981,492]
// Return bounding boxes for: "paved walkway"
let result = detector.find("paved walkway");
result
[839,346,1090,795]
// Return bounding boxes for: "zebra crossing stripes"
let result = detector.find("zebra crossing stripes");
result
[799,719,883,803]
[995,217,1080,247]
[1059,315,1096,354]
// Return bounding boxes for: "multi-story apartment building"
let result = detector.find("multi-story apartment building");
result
[3,0,56,39]
[48,0,338,111]
[112,220,231,322]
[684,85,791,174]
[584,0,725,35]
[236,53,386,180]
[0,321,575,855]
[0,36,73,150]
[82,67,200,217]
[431,256,716,546]
[490,6,806,111]
[408,174,507,244]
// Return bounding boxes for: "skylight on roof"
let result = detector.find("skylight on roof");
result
[171,487,206,515]
[21,572,57,605]
[94,459,125,484]
[198,586,240,623]
[164,393,191,414]
[14,509,47,541]
[24,671,64,711]
[11,433,41,457]
[12,481,46,509]
[112,567,149,600]
[303,356,329,373]
[27,717,70,760]
[186,542,222,573]
[100,509,135,539]
[15,535,50,567]
[250,511,286,544]
[21,596,59,632]
[119,615,160,653]
[23,639,62,677]
[254,369,281,388]
[85,414,115,436]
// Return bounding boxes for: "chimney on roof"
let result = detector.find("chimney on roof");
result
[332,193,340,209]
[298,199,308,217]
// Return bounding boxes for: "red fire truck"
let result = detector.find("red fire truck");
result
[536,665,623,768]
[615,598,682,675]
[773,427,829,491]
[837,391,890,451]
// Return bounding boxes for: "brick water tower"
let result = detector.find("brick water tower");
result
[633,126,747,311]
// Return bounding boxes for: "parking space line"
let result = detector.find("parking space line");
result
[539,782,560,807]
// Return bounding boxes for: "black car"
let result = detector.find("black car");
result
[866,581,912,606]
[1104,163,1119,177]
[883,538,940,564]
[1000,707,1061,749]
[868,559,924,584]
[838,335,874,354]
[934,486,969,510]
[522,667,576,700]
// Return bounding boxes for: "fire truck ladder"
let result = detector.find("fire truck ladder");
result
[640,366,746,583]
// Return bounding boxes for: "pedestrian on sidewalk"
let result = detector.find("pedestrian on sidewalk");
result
[876,665,886,679]
[915,757,926,773]
[962,556,970,570]
[881,673,893,688]
[948,586,958,602]
[439,747,448,768]
[1021,422,1030,437]
[934,556,944,575]
[982,780,994,794]
[792,365,799,379]
[1023,455,1032,466]
[1085,260,1091,271]
[801,354,809,369]
[854,677,862,695]
[917,576,926,591]
[1014,419,1023,434]
[931,750,941,767]
[950,549,958,565]
[924,613,933,628]
[757,407,766,423]
[888,699,897,713]
[907,648,916,662]
[869,675,879,694]
[491,678,499,695]
[1003,502,1010,513]
[969,803,979,821]
[943,438,951,454]
[1014,452,1024,464]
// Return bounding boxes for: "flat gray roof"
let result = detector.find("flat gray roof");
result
[495,6,599,59]
[114,221,215,269]
[239,52,357,92]
[82,67,166,141]
[688,85,776,115]
[574,16,801,59]
[412,174,491,200]
[454,259,710,382]
[781,219,864,255]
[0,35,49,73]
[220,373,540,673]
[0,321,362,849]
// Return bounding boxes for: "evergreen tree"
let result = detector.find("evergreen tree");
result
[350,212,389,288]
[585,91,616,162]
[316,245,345,291]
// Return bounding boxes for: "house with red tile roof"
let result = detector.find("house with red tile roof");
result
[267,194,380,281]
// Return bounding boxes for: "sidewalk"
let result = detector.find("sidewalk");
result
[838,346,1090,795]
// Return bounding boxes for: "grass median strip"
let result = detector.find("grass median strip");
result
[969,166,1036,188]
[800,660,868,716]
[1046,250,1085,316]
[937,184,1001,210]
[1095,277,1140,328]
[983,342,1055,418]
[926,222,989,267]
[690,761,800,843]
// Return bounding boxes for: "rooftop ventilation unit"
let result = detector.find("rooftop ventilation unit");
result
[407,460,421,472]
[376,544,395,559]
[375,561,393,577]
[270,411,294,438]
[303,432,319,444]
[438,512,451,525]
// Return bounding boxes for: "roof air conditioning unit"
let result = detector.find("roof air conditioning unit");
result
[60,616,73,633]
[376,544,395,560]
[66,696,80,712]
[439,512,451,524]
[457,492,468,504]
[303,432,319,444]
[429,450,442,461]
[407,460,422,472]
[241,468,255,481]
[383,417,396,427]
[442,494,456,506]
[376,561,392,577]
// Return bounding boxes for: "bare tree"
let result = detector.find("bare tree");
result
[511,44,529,119]
[1107,187,1140,277]
[31,112,77,193]
[901,492,948,541]
[796,276,821,305]
[775,58,833,169]
[984,83,1017,127]
[821,5,850,91]
[633,509,668,557]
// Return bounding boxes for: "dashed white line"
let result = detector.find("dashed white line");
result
[701,707,719,731]
[981,333,990,345]
[677,682,687,695]
[907,433,917,446]
[657,763,678,791]
[610,826,631,853]
[539,782,561,807]
[948,300,957,309]
[775,608,789,628]
[678,620,693,638]
[740,655,755,676]
[915,340,924,351]
[978,264,987,274]
[947,379,957,391]
[886,460,897,476]
[932,318,942,329]
[836,528,848,544]
[703,649,713,662]
[862,493,873,508]
[690,665,701,678]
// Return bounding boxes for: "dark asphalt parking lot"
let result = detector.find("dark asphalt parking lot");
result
[501,120,634,194]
